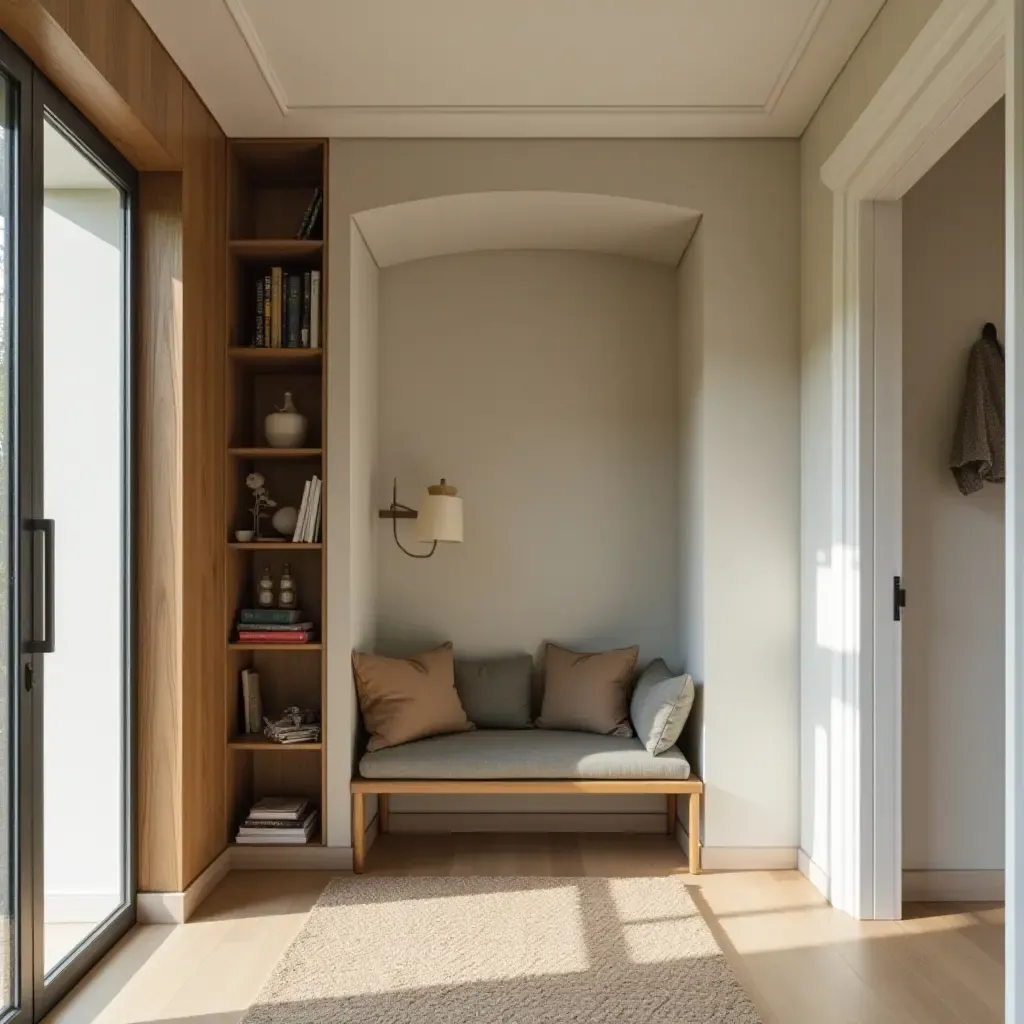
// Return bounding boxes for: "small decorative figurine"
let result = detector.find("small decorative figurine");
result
[279,564,296,610]
[257,567,275,608]
[246,472,277,540]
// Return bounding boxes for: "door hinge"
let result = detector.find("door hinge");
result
[893,576,907,622]
[23,661,33,692]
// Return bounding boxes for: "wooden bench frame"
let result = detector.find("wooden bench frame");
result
[350,777,704,875]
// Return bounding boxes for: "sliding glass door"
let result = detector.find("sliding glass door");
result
[0,35,135,1023]
[37,93,134,1003]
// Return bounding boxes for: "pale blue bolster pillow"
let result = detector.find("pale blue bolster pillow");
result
[630,659,695,756]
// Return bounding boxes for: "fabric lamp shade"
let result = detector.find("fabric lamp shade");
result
[416,481,463,543]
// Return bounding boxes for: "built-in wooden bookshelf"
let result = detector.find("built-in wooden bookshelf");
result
[223,139,328,849]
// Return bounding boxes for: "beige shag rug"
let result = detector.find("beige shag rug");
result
[241,876,762,1023]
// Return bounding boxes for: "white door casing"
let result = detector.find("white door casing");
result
[817,0,1004,921]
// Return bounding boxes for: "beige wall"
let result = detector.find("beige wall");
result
[799,0,943,875]
[376,249,679,662]
[328,138,800,854]
[902,100,1005,871]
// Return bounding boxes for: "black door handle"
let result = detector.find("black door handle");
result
[26,518,54,653]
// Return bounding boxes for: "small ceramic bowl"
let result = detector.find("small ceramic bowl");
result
[235,529,255,543]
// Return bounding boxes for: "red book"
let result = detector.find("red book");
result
[237,631,311,643]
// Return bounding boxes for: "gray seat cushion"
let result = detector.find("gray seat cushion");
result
[359,729,691,781]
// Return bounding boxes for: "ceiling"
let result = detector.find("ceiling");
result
[354,192,701,268]
[131,0,885,138]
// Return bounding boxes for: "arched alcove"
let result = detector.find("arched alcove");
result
[352,190,701,267]
[340,189,705,839]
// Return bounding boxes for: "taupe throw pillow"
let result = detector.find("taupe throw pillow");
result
[537,643,639,736]
[352,643,473,752]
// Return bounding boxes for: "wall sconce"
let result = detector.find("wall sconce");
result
[378,478,463,559]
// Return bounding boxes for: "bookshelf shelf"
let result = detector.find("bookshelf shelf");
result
[229,542,322,552]
[229,238,322,259]
[228,447,322,460]
[228,348,322,372]
[229,642,323,652]
[225,138,328,855]
[229,736,323,752]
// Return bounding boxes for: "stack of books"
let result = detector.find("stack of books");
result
[253,267,321,349]
[293,476,322,542]
[237,608,315,644]
[235,796,319,845]
[264,707,321,745]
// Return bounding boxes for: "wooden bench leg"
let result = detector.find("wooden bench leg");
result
[379,793,390,834]
[688,792,701,875]
[666,794,677,836]
[352,791,366,873]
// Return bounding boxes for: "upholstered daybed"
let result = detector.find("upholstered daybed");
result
[351,729,703,874]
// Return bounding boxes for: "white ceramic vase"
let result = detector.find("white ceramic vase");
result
[265,392,308,448]
[272,505,298,537]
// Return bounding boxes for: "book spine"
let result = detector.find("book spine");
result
[241,671,251,733]
[254,279,265,347]
[239,609,303,625]
[235,622,312,632]
[237,631,311,643]
[310,271,321,349]
[307,189,323,239]
[313,489,323,543]
[248,673,262,734]
[286,275,301,348]
[293,480,311,542]
[305,477,321,543]
[263,274,272,346]
[270,267,283,348]
[301,271,311,347]
[296,185,320,240]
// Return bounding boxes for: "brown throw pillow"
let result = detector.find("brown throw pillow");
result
[352,643,473,752]
[537,643,640,736]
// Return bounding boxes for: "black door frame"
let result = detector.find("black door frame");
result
[0,31,137,1024]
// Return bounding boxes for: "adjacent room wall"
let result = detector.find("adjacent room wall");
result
[329,139,800,858]
[901,100,1005,872]
[799,0,943,887]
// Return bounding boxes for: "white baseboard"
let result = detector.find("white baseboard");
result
[798,848,830,900]
[389,812,666,833]
[903,869,1004,902]
[138,847,232,924]
[700,846,798,871]
[45,892,120,924]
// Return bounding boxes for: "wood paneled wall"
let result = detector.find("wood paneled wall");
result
[180,86,227,886]
[137,173,184,893]
[0,0,229,892]
[0,0,182,169]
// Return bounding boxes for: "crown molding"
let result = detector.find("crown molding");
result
[221,0,289,114]
[764,0,835,113]
[220,0,852,138]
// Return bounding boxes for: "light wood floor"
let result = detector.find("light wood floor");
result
[47,834,1004,1023]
